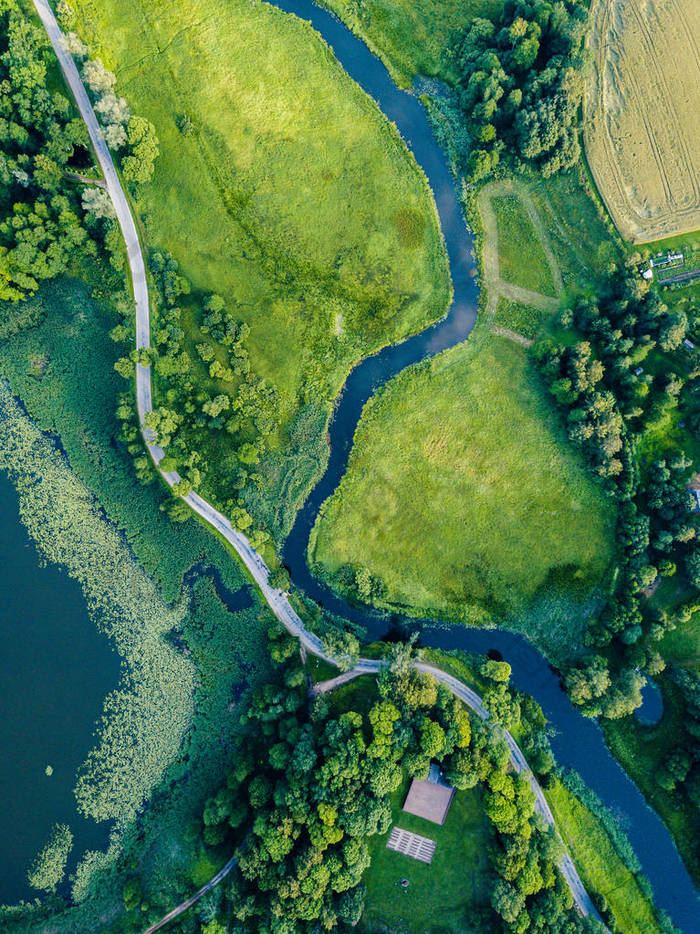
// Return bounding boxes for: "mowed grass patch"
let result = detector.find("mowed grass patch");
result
[494,297,548,340]
[321,0,503,87]
[70,0,450,492]
[492,194,557,296]
[546,780,664,934]
[310,326,615,631]
[361,779,490,933]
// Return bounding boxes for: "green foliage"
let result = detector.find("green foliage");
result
[453,0,589,179]
[27,824,73,893]
[0,0,93,299]
[320,0,502,87]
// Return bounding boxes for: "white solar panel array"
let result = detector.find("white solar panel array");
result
[386,826,436,864]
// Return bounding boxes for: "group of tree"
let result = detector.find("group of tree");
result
[452,0,588,180]
[56,2,159,184]
[0,0,92,300]
[197,633,603,932]
[113,249,280,538]
[655,667,700,809]
[531,265,700,718]
[0,1,159,304]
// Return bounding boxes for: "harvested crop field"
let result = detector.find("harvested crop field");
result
[585,0,700,243]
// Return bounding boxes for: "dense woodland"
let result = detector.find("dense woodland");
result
[0,0,157,302]
[452,0,588,180]
[199,634,610,934]
[532,266,700,839]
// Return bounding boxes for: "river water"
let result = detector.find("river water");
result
[0,469,119,905]
[274,0,700,929]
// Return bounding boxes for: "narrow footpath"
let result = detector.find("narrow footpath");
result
[32,0,600,926]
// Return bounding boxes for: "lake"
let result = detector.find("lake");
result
[0,468,119,905]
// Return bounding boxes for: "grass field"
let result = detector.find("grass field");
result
[361,778,490,933]
[491,194,558,297]
[546,780,664,934]
[585,0,700,242]
[69,0,450,529]
[493,298,548,341]
[309,323,615,649]
[321,0,502,87]
[527,172,622,291]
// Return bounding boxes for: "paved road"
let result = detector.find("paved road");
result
[34,0,600,925]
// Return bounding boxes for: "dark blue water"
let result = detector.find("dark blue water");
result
[274,0,700,928]
[0,470,120,905]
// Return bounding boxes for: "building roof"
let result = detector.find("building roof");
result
[403,774,455,825]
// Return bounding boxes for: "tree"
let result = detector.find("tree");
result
[81,186,115,219]
[122,115,159,184]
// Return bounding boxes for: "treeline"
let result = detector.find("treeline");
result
[0,0,90,299]
[112,248,281,540]
[654,667,700,819]
[0,0,158,303]
[532,267,700,718]
[452,0,588,180]
[196,634,603,933]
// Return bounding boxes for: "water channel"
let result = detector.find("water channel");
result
[274,0,700,929]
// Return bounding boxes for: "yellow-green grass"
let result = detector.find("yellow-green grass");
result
[361,778,490,933]
[309,324,616,645]
[321,0,502,88]
[70,0,450,503]
[493,297,548,340]
[492,194,557,296]
[546,779,664,934]
[603,676,700,886]
[661,613,700,669]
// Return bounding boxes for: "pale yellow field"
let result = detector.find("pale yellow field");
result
[585,0,700,242]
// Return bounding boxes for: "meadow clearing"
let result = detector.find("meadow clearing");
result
[68,0,450,527]
[309,323,615,643]
[360,779,490,933]
[585,0,700,242]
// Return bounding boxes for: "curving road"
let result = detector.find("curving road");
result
[33,0,600,924]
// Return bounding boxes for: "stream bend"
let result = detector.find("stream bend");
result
[273,0,700,929]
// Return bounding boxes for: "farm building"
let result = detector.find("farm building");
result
[650,250,684,268]
[688,475,700,514]
[402,764,455,826]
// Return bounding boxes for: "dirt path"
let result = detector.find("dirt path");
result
[477,179,564,346]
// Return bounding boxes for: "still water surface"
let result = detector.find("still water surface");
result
[0,469,119,904]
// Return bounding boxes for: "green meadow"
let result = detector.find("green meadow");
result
[361,779,490,932]
[546,780,664,934]
[491,193,558,296]
[70,0,450,532]
[309,323,615,648]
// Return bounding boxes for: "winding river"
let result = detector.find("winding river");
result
[272,0,700,929]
